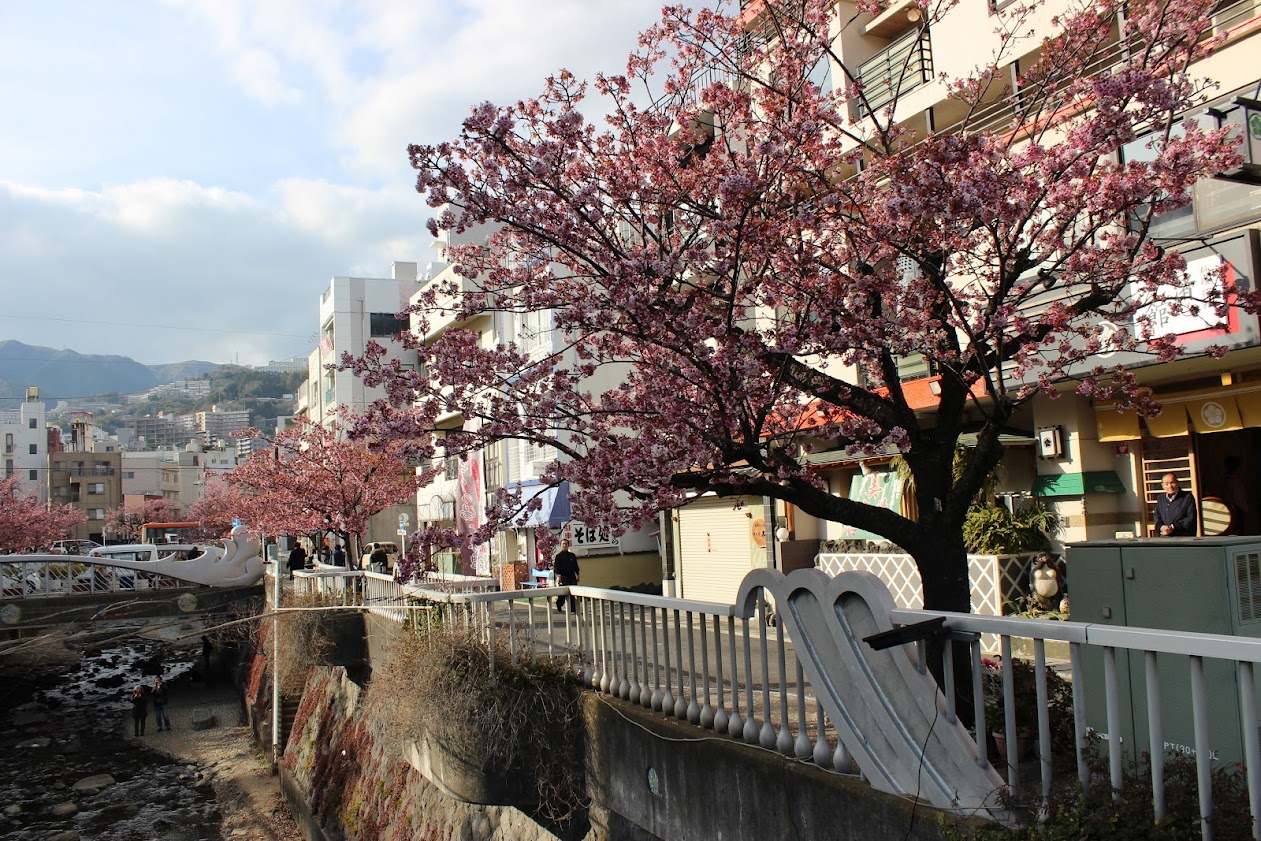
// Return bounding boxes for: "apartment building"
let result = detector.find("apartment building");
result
[47,420,122,544]
[409,226,660,585]
[1,387,47,501]
[196,406,250,446]
[297,262,422,427]
[735,0,1261,547]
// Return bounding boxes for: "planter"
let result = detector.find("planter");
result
[991,728,1035,762]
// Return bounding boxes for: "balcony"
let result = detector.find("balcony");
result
[854,28,933,117]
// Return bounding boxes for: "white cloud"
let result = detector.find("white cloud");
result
[0,0,668,368]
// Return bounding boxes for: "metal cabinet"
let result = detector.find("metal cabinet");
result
[1066,537,1261,764]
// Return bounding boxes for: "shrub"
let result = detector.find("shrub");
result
[943,748,1255,840]
[365,622,585,825]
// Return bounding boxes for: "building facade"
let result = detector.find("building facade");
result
[1,387,48,501]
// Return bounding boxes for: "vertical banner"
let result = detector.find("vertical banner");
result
[838,470,904,540]
[456,420,491,576]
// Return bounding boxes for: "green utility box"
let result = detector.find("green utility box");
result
[1066,537,1261,765]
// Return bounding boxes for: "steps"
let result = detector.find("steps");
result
[278,697,302,752]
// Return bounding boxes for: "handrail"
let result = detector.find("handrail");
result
[286,566,1261,837]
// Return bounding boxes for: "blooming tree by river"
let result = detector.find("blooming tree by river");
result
[0,476,87,553]
[225,418,423,557]
[350,0,1245,612]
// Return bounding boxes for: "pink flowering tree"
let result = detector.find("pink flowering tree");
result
[0,477,87,553]
[186,478,250,541]
[106,497,178,544]
[351,0,1245,613]
[224,418,425,560]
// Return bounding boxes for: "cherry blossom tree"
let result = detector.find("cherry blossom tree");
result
[0,477,87,553]
[224,419,424,559]
[352,0,1245,613]
[106,498,178,544]
[185,478,250,540]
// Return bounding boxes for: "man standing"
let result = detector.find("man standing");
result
[553,539,580,614]
[1154,473,1197,537]
[287,543,307,580]
[332,544,347,567]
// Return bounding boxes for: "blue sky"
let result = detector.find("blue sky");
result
[0,0,663,367]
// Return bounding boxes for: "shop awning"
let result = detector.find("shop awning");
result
[1033,471,1127,498]
[1096,409,1142,442]
[1187,396,1244,433]
[1143,405,1190,438]
[512,481,572,528]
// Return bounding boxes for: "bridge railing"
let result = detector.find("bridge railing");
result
[281,567,1261,838]
[1,556,192,598]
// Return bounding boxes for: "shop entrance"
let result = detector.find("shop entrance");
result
[1194,427,1261,536]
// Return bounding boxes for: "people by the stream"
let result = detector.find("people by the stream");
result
[130,685,149,736]
[151,675,171,731]
[201,635,213,683]
[332,544,347,567]
[553,539,580,614]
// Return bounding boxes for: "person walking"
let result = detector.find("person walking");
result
[130,685,149,737]
[553,539,580,614]
[1154,472,1197,537]
[201,635,213,683]
[151,675,171,731]
[287,543,307,580]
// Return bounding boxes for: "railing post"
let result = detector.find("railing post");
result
[650,607,664,712]
[713,614,727,733]
[728,614,744,738]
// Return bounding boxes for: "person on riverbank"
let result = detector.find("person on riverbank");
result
[151,675,170,731]
[287,544,307,580]
[553,540,580,614]
[131,685,149,736]
[201,635,213,683]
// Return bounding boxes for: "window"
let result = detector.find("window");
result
[28,418,36,429]
[4,433,11,453]
[88,483,105,495]
[515,309,552,355]
[89,508,106,520]
[124,471,135,479]
[29,444,37,455]
[445,454,459,481]
[29,470,37,481]
[370,313,409,337]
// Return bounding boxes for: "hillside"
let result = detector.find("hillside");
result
[0,341,220,403]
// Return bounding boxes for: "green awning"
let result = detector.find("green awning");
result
[1033,471,1127,498]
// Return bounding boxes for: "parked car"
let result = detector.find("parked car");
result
[50,539,102,555]
[360,542,399,572]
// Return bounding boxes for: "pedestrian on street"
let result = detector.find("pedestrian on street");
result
[553,539,580,614]
[151,675,171,731]
[287,543,307,580]
[333,544,346,567]
[130,685,149,737]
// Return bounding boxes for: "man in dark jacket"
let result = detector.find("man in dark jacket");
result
[1154,473,1197,536]
[287,544,307,579]
[553,540,580,614]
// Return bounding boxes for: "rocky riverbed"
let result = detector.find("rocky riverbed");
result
[0,626,300,841]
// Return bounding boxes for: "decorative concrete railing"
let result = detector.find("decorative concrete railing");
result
[290,566,1261,839]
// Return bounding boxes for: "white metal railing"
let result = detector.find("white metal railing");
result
[1,556,197,599]
[287,567,1261,837]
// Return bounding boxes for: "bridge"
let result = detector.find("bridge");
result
[0,553,263,631]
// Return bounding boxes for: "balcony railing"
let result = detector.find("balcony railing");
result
[855,28,933,116]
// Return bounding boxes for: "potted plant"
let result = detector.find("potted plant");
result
[982,656,1076,763]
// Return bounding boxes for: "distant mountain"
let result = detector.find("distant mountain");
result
[0,341,221,403]
[148,360,221,383]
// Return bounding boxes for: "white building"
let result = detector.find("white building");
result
[1,387,48,501]
[298,261,422,427]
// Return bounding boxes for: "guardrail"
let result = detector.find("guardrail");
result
[287,567,1261,837]
[1,556,192,598]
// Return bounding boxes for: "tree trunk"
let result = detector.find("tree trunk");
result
[912,525,976,727]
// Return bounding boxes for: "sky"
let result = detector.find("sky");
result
[0,0,664,367]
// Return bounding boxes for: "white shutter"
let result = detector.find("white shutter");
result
[677,498,757,605]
